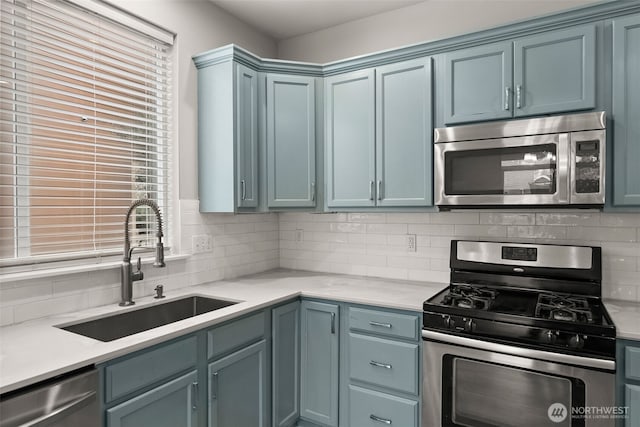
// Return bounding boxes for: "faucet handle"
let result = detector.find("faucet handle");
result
[136,257,142,272]
[154,285,165,299]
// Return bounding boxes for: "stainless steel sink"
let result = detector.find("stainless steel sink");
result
[59,296,237,342]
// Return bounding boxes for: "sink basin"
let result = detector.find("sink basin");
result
[59,296,237,342]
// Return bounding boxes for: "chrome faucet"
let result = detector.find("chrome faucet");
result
[120,199,166,306]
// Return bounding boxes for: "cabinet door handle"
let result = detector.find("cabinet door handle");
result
[331,312,336,334]
[369,180,374,201]
[377,180,382,201]
[516,85,522,109]
[370,414,393,424]
[311,182,315,202]
[241,180,246,200]
[504,87,510,111]
[191,382,198,410]
[211,372,218,400]
[370,360,392,369]
[369,321,392,329]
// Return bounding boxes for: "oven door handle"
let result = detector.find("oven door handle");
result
[421,329,614,371]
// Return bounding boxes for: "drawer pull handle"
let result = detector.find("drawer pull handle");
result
[211,372,218,400]
[331,312,336,334]
[370,414,392,424]
[369,321,392,329]
[191,382,198,410]
[370,360,392,369]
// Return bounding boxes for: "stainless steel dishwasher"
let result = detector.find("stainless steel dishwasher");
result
[0,367,99,427]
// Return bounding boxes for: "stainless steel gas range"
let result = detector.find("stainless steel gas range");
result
[422,240,617,427]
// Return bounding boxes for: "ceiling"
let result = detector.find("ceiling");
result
[208,0,426,40]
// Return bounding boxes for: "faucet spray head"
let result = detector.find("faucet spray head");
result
[154,242,166,267]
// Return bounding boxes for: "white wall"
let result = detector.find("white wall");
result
[280,211,640,302]
[277,0,601,63]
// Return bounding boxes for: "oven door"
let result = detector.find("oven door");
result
[422,330,615,427]
[434,133,570,207]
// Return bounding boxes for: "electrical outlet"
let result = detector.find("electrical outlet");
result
[295,229,304,242]
[192,234,212,253]
[406,234,417,252]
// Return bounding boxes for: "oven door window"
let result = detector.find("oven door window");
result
[444,144,557,196]
[443,356,585,427]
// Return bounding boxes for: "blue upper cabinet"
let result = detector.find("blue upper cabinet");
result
[443,41,513,124]
[514,25,596,117]
[326,58,433,208]
[442,25,596,124]
[236,64,259,208]
[325,70,376,208]
[193,57,258,213]
[266,74,317,208]
[376,59,433,207]
[612,14,640,206]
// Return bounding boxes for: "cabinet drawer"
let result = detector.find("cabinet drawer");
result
[626,346,640,381]
[348,306,419,340]
[349,385,418,427]
[349,333,419,395]
[208,311,266,360]
[105,336,197,403]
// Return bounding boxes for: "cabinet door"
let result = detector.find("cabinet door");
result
[209,340,267,427]
[300,300,340,426]
[514,24,596,117]
[443,41,513,124]
[106,371,198,427]
[236,64,259,208]
[325,70,376,207]
[266,74,316,208]
[376,58,432,207]
[613,14,640,206]
[626,384,640,427]
[272,301,300,427]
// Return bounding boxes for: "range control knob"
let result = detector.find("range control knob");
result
[569,334,585,349]
[544,330,558,344]
[443,315,452,329]
[463,318,475,333]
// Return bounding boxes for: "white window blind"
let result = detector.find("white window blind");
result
[0,0,173,265]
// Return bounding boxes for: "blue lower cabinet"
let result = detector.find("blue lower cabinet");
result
[106,370,198,427]
[208,340,268,427]
[348,385,418,427]
[617,339,640,426]
[300,301,340,426]
[272,301,301,427]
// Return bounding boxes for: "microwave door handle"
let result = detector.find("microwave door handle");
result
[557,133,570,204]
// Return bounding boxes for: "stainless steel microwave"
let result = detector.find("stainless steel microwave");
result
[434,112,606,209]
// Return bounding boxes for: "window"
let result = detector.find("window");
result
[0,0,173,265]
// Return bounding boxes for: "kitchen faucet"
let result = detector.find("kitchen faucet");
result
[120,199,165,306]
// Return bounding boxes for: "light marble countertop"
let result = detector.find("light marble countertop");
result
[604,298,640,341]
[0,269,445,394]
[2,269,639,395]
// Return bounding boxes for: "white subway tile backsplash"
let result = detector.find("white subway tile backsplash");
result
[279,211,640,303]
[567,226,637,242]
[480,213,535,225]
[535,213,600,226]
[431,212,479,225]
[408,224,455,236]
[4,206,640,326]
[507,226,568,240]
[453,224,507,238]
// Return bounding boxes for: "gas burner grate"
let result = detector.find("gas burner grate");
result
[442,284,499,311]
[535,294,594,324]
